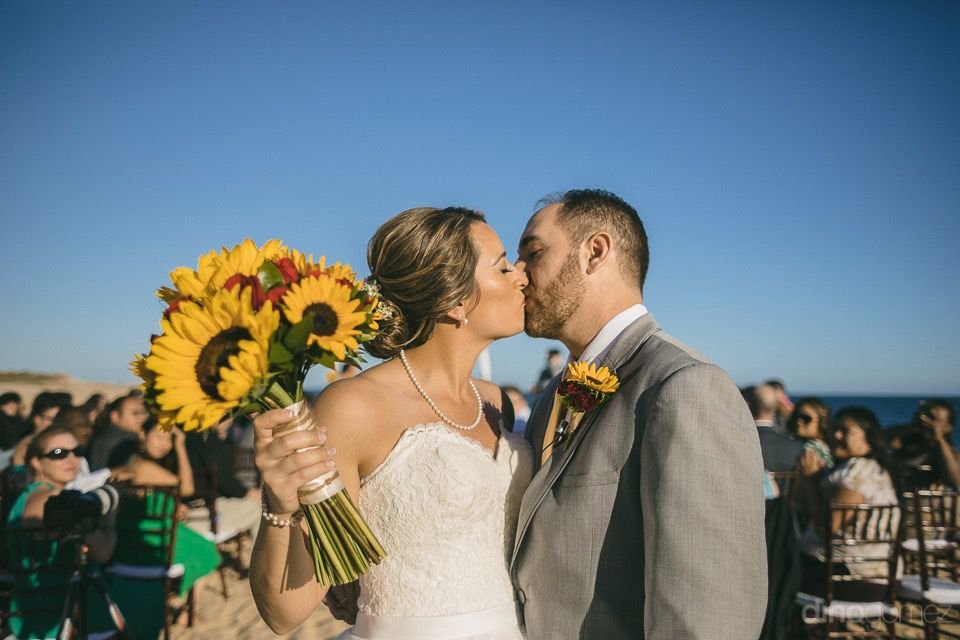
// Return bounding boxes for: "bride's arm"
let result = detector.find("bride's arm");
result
[249,383,367,634]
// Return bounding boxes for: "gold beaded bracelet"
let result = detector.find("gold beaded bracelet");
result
[260,485,304,528]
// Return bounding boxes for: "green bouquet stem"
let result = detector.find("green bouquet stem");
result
[271,397,387,586]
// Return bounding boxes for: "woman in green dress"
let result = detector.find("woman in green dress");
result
[5,426,117,639]
[110,416,222,598]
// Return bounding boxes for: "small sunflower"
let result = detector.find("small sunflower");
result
[129,354,179,430]
[282,275,367,360]
[304,256,356,285]
[156,264,211,303]
[564,362,620,395]
[145,288,279,431]
[206,239,289,291]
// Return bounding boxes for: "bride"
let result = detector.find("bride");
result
[249,206,533,639]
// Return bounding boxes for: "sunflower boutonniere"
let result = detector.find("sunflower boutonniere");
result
[554,361,620,448]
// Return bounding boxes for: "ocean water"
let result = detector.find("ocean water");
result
[801,395,960,447]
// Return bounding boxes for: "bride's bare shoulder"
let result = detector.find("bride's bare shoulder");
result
[311,361,403,433]
[473,379,505,411]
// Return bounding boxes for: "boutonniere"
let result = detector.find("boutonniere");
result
[554,361,620,448]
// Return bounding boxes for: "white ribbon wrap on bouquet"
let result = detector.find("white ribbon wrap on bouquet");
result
[271,400,345,505]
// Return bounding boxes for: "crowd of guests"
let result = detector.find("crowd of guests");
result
[0,389,261,638]
[743,380,958,637]
[2,373,956,638]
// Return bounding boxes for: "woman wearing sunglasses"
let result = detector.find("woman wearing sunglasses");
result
[788,397,833,467]
[5,426,117,639]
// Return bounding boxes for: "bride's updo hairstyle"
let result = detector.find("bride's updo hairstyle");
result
[366,206,486,359]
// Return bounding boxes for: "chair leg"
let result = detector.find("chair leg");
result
[238,532,249,579]
[885,618,896,640]
[163,596,171,640]
[218,562,229,599]
[925,604,940,640]
[187,586,195,628]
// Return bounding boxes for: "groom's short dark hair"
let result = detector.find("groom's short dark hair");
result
[539,189,649,292]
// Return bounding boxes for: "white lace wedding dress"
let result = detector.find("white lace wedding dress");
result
[338,423,533,640]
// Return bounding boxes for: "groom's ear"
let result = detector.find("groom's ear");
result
[584,231,613,275]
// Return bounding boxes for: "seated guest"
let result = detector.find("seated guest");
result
[48,391,73,412]
[1,391,27,451]
[185,416,262,537]
[53,406,95,447]
[765,378,795,434]
[503,385,531,435]
[111,417,221,603]
[9,392,62,467]
[798,407,898,601]
[745,384,803,472]
[81,393,108,426]
[788,397,833,468]
[888,398,959,489]
[6,426,117,639]
[86,393,148,471]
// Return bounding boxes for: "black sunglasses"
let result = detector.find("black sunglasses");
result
[794,414,816,425]
[40,446,85,460]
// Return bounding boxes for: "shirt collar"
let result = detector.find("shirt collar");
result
[574,304,649,366]
[755,420,775,428]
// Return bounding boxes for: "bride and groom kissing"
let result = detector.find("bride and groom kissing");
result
[249,189,768,639]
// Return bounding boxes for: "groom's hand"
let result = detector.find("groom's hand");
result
[324,580,360,624]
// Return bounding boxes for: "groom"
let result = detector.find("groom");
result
[513,189,767,639]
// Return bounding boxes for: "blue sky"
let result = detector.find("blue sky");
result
[1,1,958,395]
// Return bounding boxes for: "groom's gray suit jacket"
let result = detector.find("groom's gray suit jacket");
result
[511,313,768,639]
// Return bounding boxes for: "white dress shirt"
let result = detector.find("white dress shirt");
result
[574,303,649,366]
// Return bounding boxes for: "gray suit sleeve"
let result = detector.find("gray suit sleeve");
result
[641,363,768,639]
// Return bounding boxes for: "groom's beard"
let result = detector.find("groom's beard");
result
[524,250,585,339]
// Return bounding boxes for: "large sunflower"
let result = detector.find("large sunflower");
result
[146,288,279,431]
[282,275,367,359]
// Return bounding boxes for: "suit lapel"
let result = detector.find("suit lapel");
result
[512,313,662,568]
[525,377,561,469]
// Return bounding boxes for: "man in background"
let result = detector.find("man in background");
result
[888,398,959,488]
[532,348,564,395]
[746,384,802,472]
[764,379,794,435]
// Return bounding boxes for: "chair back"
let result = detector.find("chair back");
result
[769,470,800,504]
[232,447,260,489]
[824,502,903,605]
[0,523,77,635]
[112,482,180,572]
[904,489,960,587]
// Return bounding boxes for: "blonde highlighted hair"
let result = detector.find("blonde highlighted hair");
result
[365,206,486,359]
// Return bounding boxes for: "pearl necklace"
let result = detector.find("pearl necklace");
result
[399,349,483,431]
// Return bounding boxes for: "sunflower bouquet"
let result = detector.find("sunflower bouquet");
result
[132,239,386,586]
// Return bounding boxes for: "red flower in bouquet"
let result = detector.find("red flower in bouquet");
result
[273,257,300,284]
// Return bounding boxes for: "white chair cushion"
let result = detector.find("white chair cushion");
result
[795,591,897,622]
[899,574,960,605]
[902,538,956,553]
[109,561,185,580]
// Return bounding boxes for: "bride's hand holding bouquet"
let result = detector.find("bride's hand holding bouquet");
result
[132,239,386,588]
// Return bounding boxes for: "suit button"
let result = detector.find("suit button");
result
[517,589,526,604]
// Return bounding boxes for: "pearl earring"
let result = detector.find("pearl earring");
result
[462,317,469,326]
